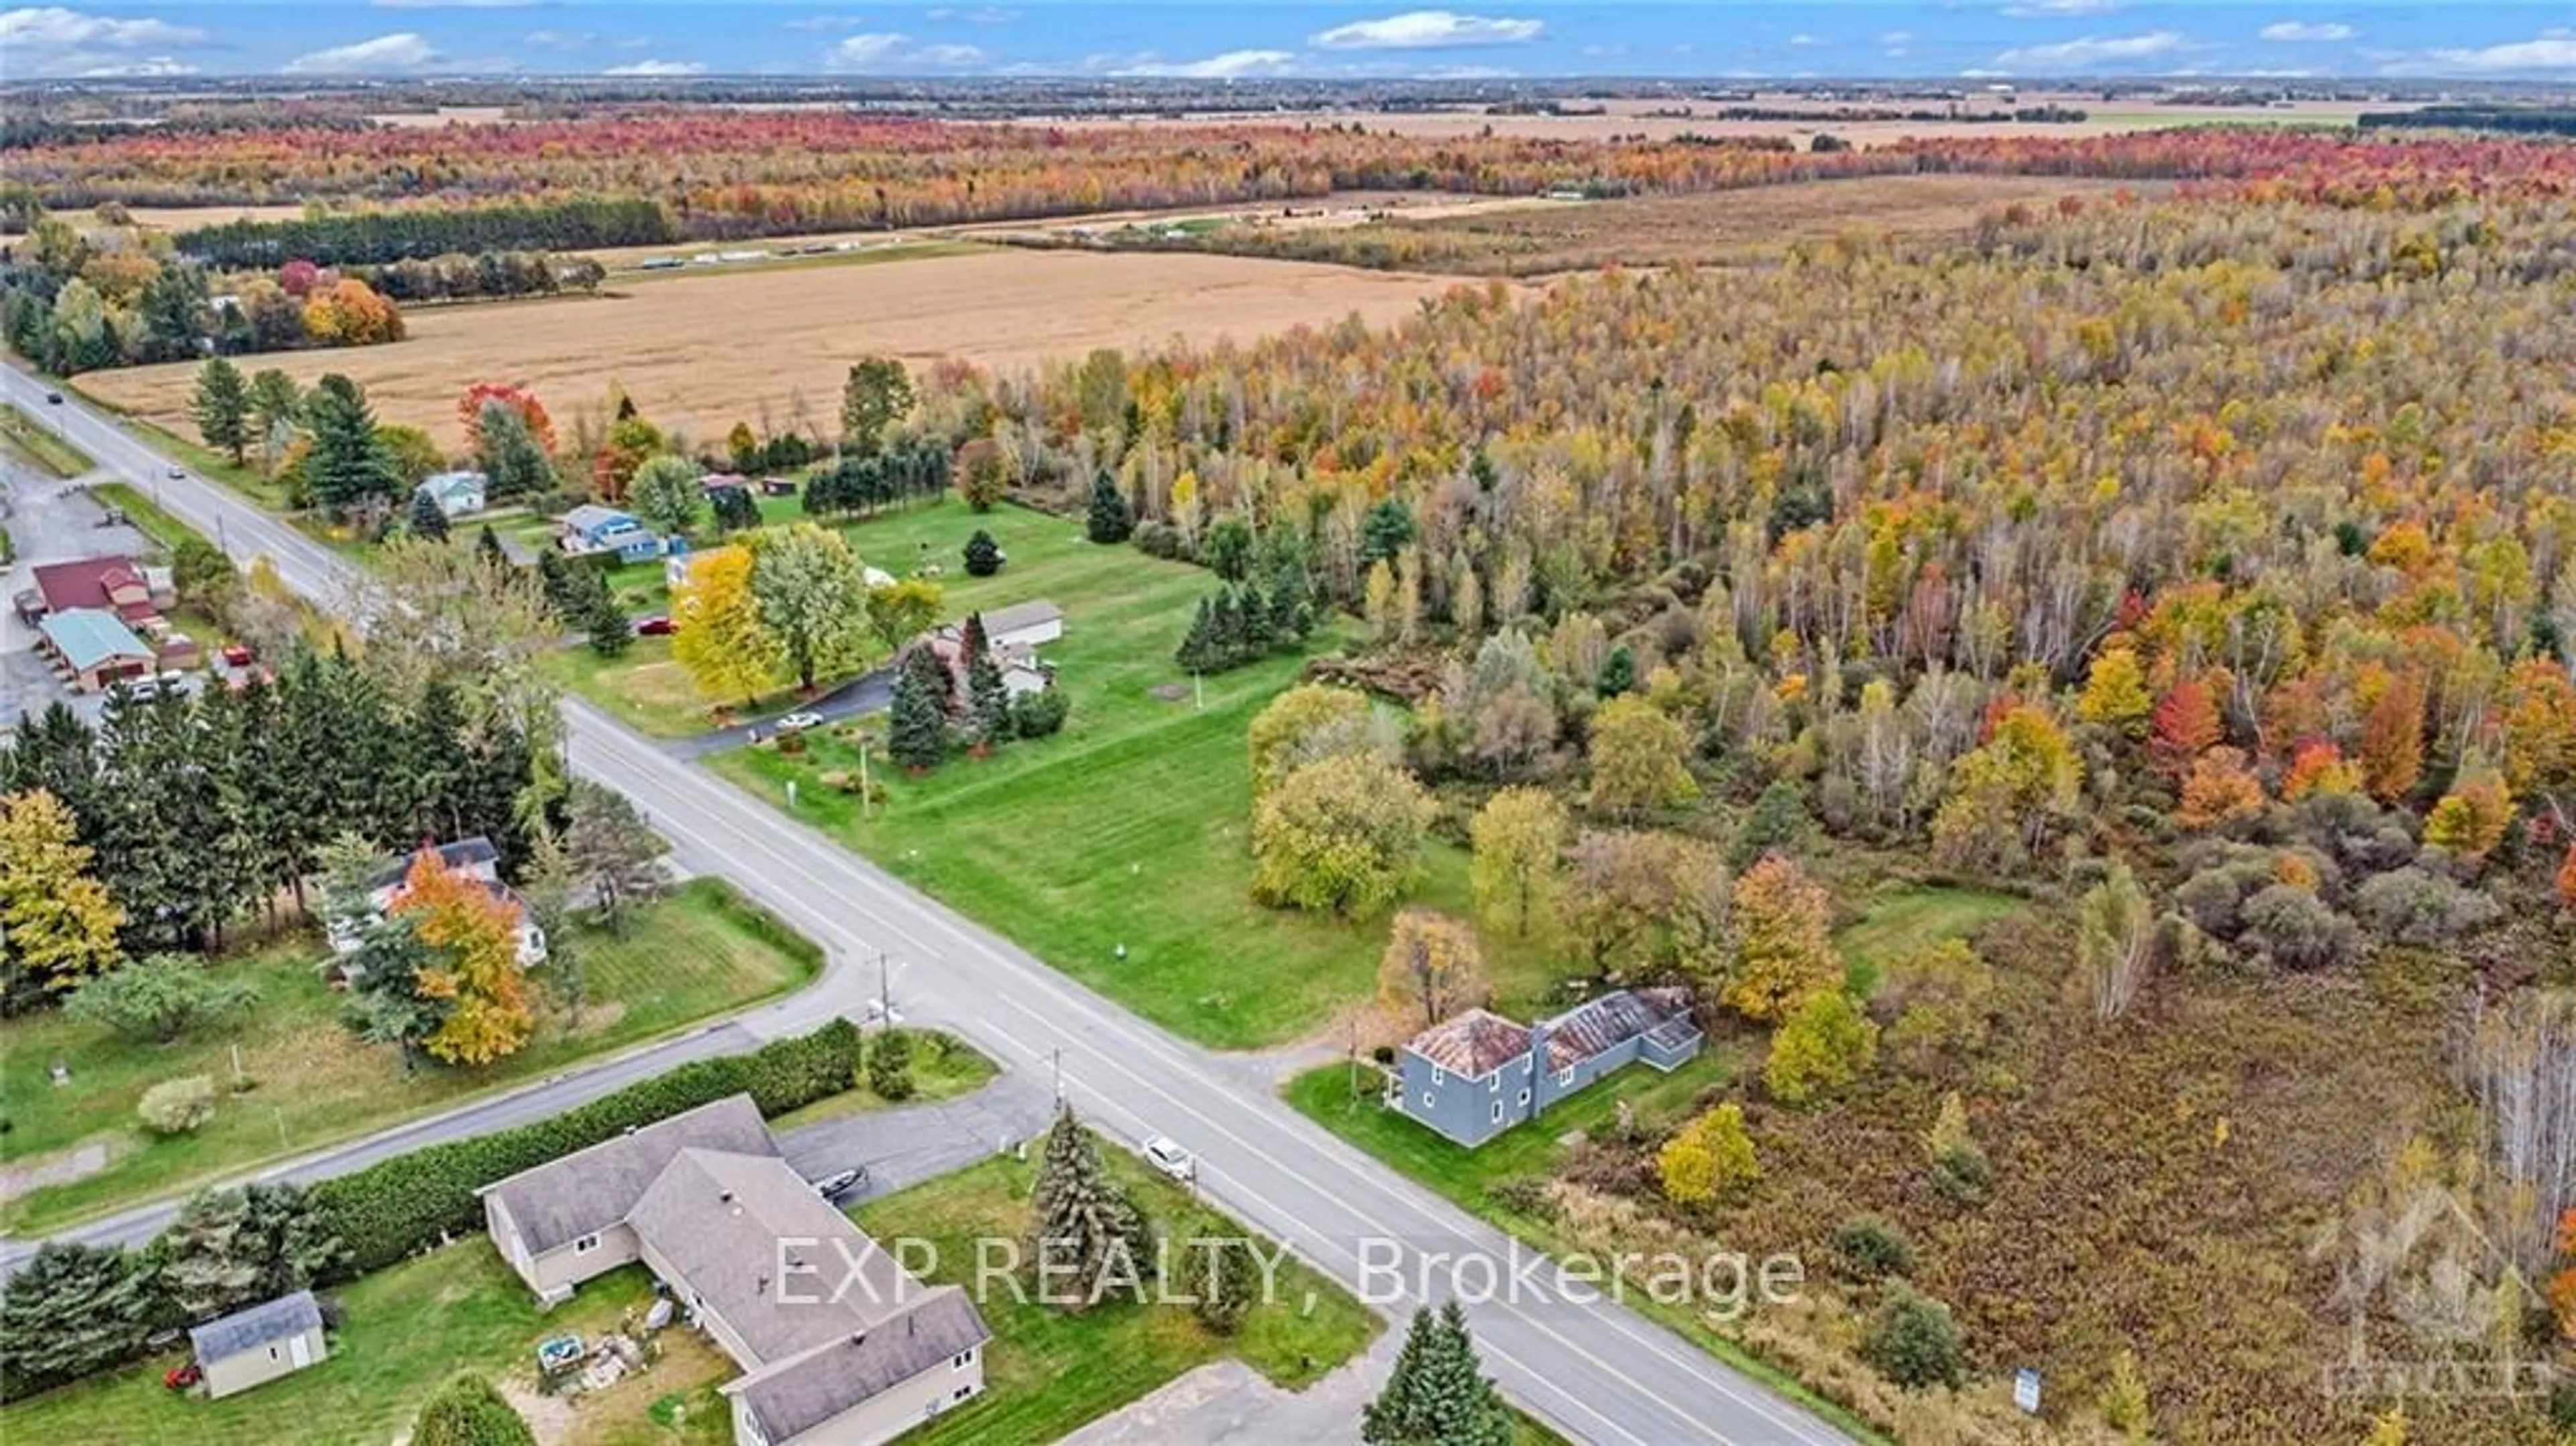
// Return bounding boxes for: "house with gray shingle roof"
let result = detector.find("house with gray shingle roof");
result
[1391,988,1703,1148]
[477,1095,989,1446]
[188,1290,327,1399]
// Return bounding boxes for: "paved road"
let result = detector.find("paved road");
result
[0,370,1853,1446]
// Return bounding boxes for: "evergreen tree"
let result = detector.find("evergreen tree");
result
[156,1182,342,1323]
[1597,644,1637,699]
[888,650,949,771]
[1360,1302,1513,1446]
[1174,597,1217,673]
[564,780,667,935]
[1028,1102,1151,1314]
[969,649,1012,748]
[191,356,251,465]
[303,374,400,518]
[964,528,1004,577]
[710,484,759,533]
[535,549,580,618]
[1238,581,1275,655]
[475,523,507,571]
[0,1242,161,1396]
[1085,467,1132,544]
[408,487,451,542]
[1192,1236,1260,1335]
[584,583,633,657]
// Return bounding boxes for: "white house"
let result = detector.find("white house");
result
[977,600,1064,651]
[416,470,489,518]
[329,836,547,967]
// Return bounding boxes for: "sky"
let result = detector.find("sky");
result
[4,2,2575,82]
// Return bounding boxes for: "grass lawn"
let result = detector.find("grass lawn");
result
[700,500,1556,1048]
[1,401,95,478]
[1833,883,2022,995]
[766,1027,1000,1131]
[853,1144,1382,1445]
[66,380,288,509]
[0,1241,737,1445]
[0,879,821,1234]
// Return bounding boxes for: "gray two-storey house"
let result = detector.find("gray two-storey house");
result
[1389,987,1704,1148]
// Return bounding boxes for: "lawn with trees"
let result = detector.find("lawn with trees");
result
[851,1117,1380,1446]
[0,879,820,1233]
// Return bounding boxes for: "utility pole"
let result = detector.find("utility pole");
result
[858,740,873,820]
[1051,1046,1063,1104]
[877,950,891,1024]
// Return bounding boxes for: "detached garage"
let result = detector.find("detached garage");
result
[189,1290,327,1399]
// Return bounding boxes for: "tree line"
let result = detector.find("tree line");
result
[174,197,674,270]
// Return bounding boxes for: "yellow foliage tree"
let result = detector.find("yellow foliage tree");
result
[1724,854,1840,1023]
[670,545,782,708]
[2422,765,2514,865]
[0,789,124,995]
[1657,1102,1759,1205]
[1250,751,1434,920]
[392,849,535,1066]
[1764,989,1878,1105]
[2076,645,2153,736]
[1378,909,1487,1032]
[1587,695,1699,817]
[1468,787,1567,939]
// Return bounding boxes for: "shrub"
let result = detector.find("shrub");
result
[2353,867,2502,946]
[311,1019,859,1277]
[867,1028,916,1101]
[2239,883,2361,969]
[138,1076,219,1135]
[413,1372,537,1446]
[1864,1285,1966,1389]
[67,954,259,1044]
[1833,1215,1916,1280]
[963,528,1003,575]
[1924,1091,1990,1204]
[1011,686,1070,738]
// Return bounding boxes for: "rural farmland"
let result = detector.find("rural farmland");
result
[79,247,1506,450]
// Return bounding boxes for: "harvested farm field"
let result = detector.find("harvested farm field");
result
[80,247,1510,451]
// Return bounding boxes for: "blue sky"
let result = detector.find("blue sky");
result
[5,3,2575,80]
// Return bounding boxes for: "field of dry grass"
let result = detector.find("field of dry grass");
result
[81,246,1501,450]
[1388,172,2155,270]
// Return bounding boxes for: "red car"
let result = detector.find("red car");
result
[635,614,676,636]
[164,1361,201,1391]
[221,643,253,667]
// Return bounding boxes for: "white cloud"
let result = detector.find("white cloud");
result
[525,29,599,49]
[1310,10,1542,50]
[603,58,705,76]
[2003,0,2123,15]
[1990,30,2186,68]
[79,54,195,76]
[2259,21,2355,42]
[822,30,986,70]
[2419,31,2576,72]
[1878,30,1913,45]
[0,6,204,73]
[924,5,1016,21]
[1114,48,1297,78]
[284,31,440,74]
[785,13,867,32]
[1786,33,1817,48]
[371,0,535,8]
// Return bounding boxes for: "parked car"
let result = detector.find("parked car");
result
[810,1166,868,1200]
[1143,1136,1195,1182]
[634,614,676,636]
[166,465,186,480]
[775,711,824,732]
[221,643,253,667]
[44,390,62,404]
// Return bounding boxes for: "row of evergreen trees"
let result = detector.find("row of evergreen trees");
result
[803,436,953,517]
[175,197,676,270]
[1173,573,1318,675]
[2,650,541,999]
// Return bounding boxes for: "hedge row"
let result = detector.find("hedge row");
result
[311,1018,859,1278]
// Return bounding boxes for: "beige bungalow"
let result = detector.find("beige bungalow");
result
[477,1096,989,1446]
